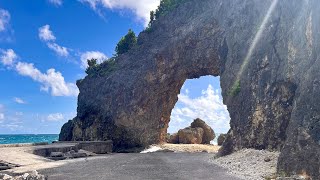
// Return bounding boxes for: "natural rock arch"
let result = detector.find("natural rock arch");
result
[60,0,320,178]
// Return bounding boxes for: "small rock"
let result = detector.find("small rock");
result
[1,174,13,180]
[22,173,30,179]
[264,157,271,162]
[0,166,11,170]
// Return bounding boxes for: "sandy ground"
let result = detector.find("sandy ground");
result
[0,146,51,166]
[0,145,73,174]
[159,143,221,153]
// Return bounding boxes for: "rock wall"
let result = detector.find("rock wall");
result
[60,0,320,178]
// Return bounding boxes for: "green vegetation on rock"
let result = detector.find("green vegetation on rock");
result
[148,0,188,28]
[85,58,116,77]
[85,58,99,75]
[228,80,241,97]
[115,29,137,56]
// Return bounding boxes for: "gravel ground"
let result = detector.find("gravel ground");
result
[211,149,280,180]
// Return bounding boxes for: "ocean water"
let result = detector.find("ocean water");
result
[0,133,222,145]
[0,134,59,144]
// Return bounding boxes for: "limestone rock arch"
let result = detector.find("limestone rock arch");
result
[60,0,320,178]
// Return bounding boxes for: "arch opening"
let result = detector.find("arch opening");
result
[167,75,230,145]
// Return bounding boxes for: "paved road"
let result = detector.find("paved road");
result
[40,152,241,180]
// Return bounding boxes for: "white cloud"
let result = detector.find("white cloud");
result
[14,97,26,104]
[80,51,107,69]
[15,112,23,116]
[1,49,17,66]
[169,84,230,133]
[48,0,63,6]
[39,25,56,41]
[39,25,69,56]
[80,0,160,26]
[47,42,69,57]
[0,124,23,131]
[16,62,79,97]
[0,113,4,120]
[0,49,77,97]
[0,9,10,32]
[47,113,64,121]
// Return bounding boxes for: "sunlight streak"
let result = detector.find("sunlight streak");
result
[235,0,279,82]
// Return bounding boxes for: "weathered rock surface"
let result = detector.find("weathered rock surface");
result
[60,0,320,178]
[191,118,215,144]
[217,134,227,146]
[178,127,204,144]
[169,118,215,144]
[59,120,74,141]
[168,133,179,144]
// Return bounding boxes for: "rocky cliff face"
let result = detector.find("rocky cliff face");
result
[60,0,320,178]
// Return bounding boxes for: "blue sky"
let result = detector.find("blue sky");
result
[0,0,230,134]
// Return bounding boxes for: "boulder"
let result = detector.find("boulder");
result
[217,134,227,146]
[178,127,204,144]
[168,133,179,144]
[191,118,215,144]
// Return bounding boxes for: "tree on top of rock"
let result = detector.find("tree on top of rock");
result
[115,29,137,56]
[85,58,98,75]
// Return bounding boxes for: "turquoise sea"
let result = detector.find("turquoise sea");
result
[0,134,221,145]
[0,134,59,144]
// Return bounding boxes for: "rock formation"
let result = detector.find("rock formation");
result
[60,0,320,178]
[168,118,215,144]
[217,134,227,146]
[178,127,204,144]
[168,133,179,144]
[191,118,215,144]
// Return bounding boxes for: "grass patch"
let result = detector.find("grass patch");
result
[228,80,241,97]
